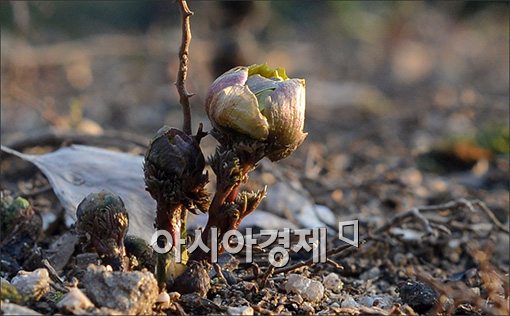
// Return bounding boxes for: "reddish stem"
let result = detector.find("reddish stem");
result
[189,161,257,261]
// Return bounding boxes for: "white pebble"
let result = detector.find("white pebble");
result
[341,295,359,308]
[156,291,170,304]
[227,305,254,316]
[285,274,324,302]
[57,287,94,313]
[323,273,344,293]
[11,269,51,301]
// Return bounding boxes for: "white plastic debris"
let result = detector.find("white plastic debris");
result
[11,268,51,301]
[227,305,254,315]
[285,274,324,302]
[323,273,343,293]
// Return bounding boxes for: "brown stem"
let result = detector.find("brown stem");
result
[190,181,235,261]
[176,0,193,135]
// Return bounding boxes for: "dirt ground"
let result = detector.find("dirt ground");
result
[1,2,509,315]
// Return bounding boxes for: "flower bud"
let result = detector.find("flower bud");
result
[205,64,307,161]
[143,126,209,214]
[143,127,210,258]
[76,191,129,270]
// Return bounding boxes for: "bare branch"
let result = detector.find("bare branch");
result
[472,199,509,234]
[176,0,194,135]
[373,198,509,236]
[242,242,357,281]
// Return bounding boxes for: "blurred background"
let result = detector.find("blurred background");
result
[1,1,509,211]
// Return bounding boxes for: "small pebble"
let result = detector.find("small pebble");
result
[240,281,257,292]
[360,267,380,280]
[57,287,94,314]
[393,253,407,266]
[341,295,359,308]
[359,295,375,307]
[323,273,343,293]
[301,302,315,313]
[168,291,181,302]
[285,274,324,302]
[83,265,158,314]
[11,268,51,301]
[289,294,304,305]
[358,295,393,309]
[398,280,438,313]
[76,253,100,270]
[156,291,170,304]
[227,305,254,315]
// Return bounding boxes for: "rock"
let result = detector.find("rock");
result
[360,267,380,280]
[46,231,79,273]
[57,287,95,314]
[227,305,254,315]
[358,295,393,309]
[76,253,100,270]
[0,302,41,315]
[82,265,158,314]
[168,291,181,301]
[301,302,315,313]
[289,294,304,305]
[341,295,359,308]
[285,274,324,302]
[154,291,171,310]
[393,253,407,266]
[11,268,51,301]
[398,280,438,313]
[323,273,343,293]
[172,260,211,297]
[156,291,170,304]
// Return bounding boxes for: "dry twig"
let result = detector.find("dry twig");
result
[471,199,509,234]
[176,0,194,135]
[242,242,356,281]
[259,264,275,287]
[374,198,509,236]
[42,259,69,293]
